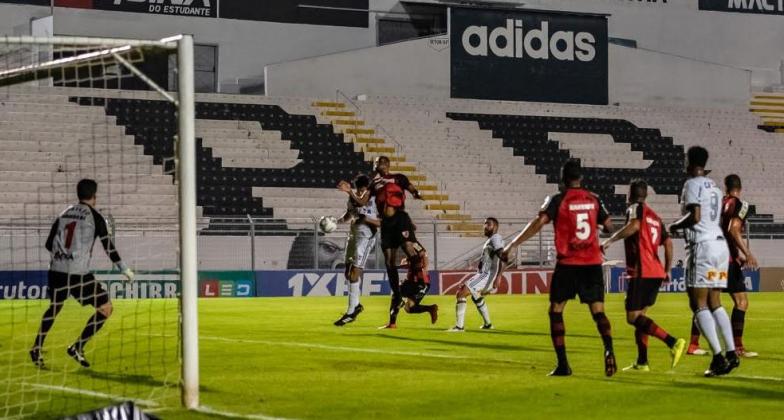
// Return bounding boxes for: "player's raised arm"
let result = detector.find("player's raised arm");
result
[669,204,700,234]
[728,216,758,270]
[406,182,422,200]
[601,206,640,252]
[502,213,550,262]
[663,236,673,280]
[338,180,371,206]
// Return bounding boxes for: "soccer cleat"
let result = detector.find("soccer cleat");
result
[704,354,730,377]
[737,348,759,358]
[480,323,494,330]
[671,338,687,369]
[687,344,708,356]
[622,363,650,372]
[724,351,740,375]
[333,313,355,327]
[351,303,364,318]
[604,350,617,377]
[548,365,572,377]
[428,304,439,324]
[446,326,465,332]
[66,345,90,368]
[29,349,44,368]
[377,323,397,330]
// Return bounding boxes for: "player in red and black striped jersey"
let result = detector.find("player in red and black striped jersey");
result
[502,160,616,377]
[721,174,758,357]
[602,180,686,371]
[369,156,438,328]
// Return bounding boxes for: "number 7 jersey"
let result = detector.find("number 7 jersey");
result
[540,187,610,265]
[680,176,725,244]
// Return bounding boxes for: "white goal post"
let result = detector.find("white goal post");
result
[0,34,199,412]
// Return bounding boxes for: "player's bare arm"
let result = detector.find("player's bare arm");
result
[601,218,639,252]
[668,204,701,234]
[336,209,353,225]
[501,213,550,262]
[406,183,422,200]
[337,181,371,206]
[728,217,758,270]
[663,237,673,281]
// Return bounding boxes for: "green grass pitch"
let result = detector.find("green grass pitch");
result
[2,293,783,419]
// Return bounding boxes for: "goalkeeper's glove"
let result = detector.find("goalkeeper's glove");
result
[122,267,135,282]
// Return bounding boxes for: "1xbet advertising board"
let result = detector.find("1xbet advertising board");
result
[54,0,217,18]
[699,0,784,16]
[450,7,608,105]
[255,270,440,297]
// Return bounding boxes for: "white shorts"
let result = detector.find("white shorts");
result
[464,272,493,299]
[345,224,377,270]
[686,240,729,289]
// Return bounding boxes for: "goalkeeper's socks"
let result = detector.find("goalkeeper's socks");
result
[592,312,614,352]
[76,312,108,351]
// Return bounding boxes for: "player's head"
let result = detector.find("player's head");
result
[561,159,582,186]
[353,174,370,191]
[77,179,97,204]
[686,146,709,176]
[725,174,742,194]
[628,179,648,204]
[483,217,499,237]
[374,156,390,175]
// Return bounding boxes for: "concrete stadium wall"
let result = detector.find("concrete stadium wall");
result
[265,36,751,106]
[0,3,50,36]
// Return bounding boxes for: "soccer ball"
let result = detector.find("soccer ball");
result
[318,216,338,233]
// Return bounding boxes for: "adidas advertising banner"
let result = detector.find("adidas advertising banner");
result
[53,0,217,18]
[699,0,784,16]
[450,7,608,105]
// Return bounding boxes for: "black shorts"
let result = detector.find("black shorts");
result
[401,280,429,304]
[48,271,109,307]
[625,278,663,311]
[380,210,417,250]
[724,262,747,294]
[550,264,604,304]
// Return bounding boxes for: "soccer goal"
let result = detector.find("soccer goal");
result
[0,35,199,418]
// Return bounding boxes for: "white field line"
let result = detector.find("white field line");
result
[26,383,159,407]
[199,335,525,364]
[194,405,298,420]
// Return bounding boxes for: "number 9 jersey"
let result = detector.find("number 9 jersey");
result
[680,176,725,244]
[540,188,610,265]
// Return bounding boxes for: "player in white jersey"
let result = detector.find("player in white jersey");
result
[30,179,135,369]
[447,218,505,332]
[334,174,380,326]
[668,146,739,377]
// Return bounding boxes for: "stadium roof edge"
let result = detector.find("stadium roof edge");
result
[400,1,611,18]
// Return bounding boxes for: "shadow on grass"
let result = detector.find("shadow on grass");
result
[367,333,555,353]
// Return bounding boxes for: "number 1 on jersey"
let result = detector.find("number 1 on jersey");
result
[64,221,77,249]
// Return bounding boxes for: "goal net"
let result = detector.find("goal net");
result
[0,35,198,418]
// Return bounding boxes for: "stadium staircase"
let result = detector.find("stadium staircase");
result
[750,92,784,133]
[311,100,481,234]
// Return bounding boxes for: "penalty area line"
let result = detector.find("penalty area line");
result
[199,335,525,365]
[26,383,159,407]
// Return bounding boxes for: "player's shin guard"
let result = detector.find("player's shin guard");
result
[731,308,746,349]
[695,308,722,355]
[592,312,613,352]
[75,312,108,351]
[712,306,736,352]
[456,298,467,329]
[549,312,568,367]
[472,296,491,326]
[635,330,649,365]
[634,316,677,348]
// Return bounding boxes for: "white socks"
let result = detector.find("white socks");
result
[712,306,736,352]
[347,281,360,314]
[696,309,722,355]
[456,299,467,328]
[474,297,491,325]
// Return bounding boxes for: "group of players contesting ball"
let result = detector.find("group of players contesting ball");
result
[29,146,758,378]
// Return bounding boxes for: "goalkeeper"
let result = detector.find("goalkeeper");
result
[30,179,135,368]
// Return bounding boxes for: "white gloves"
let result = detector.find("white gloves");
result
[121,267,135,282]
